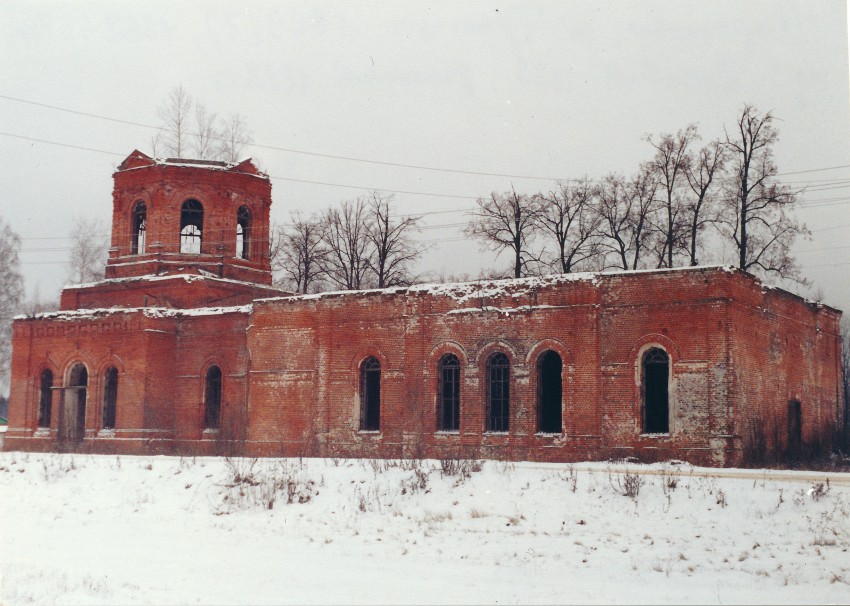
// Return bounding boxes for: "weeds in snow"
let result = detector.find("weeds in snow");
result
[609,467,643,499]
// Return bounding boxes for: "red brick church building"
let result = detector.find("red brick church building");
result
[5,151,844,466]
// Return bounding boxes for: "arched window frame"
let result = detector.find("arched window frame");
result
[236,206,250,260]
[61,363,88,442]
[102,366,118,430]
[204,365,222,431]
[359,357,381,432]
[486,352,510,433]
[437,354,461,432]
[536,350,563,434]
[37,368,53,429]
[641,346,670,434]
[131,201,147,255]
[180,199,204,254]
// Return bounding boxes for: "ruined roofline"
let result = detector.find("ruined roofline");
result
[63,272,289,294]
[254,265,843,315]
[13,304,253,322]
[114,149,267,178]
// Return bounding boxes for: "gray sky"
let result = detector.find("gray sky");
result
[1,1,849,312]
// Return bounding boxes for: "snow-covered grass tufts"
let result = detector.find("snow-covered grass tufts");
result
[2,453,850,604]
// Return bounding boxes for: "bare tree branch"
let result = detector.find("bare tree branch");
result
[364,192,422,288]
[0,217,24,395]
[66,216,108,284]
[321,198,373,290]
[271,213,328,294]
[157,85,192,157]
[533,178,603,273]
[465,188,540,278]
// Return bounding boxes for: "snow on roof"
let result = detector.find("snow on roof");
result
[14,304,252,322]
[64,272,286,293]
[256,265,741,306]
[117,155,268,179]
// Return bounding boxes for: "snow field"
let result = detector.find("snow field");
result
[1,453,849,605]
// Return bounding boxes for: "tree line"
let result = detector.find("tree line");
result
[465,105,807,281]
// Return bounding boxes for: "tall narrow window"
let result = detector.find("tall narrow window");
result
[642,347,669,433]
[537,351,563,433]
[180,199,203,254]
[437,354,460,431]
[236,206,250,260]
[360,357,381,431]
[487,353,510,432]
[204,366,222,430]
[102,367,118,430]
[131,201,147,254]
[61,363,88,442]
[38,369,53,428]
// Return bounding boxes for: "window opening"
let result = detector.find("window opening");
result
[204,366,222,430]
[61,364,87,442]
[360,357,381,431]
[438,354,460,431]
[487,352,510,432]
[538,351,563,433]
[237,206,250,260]
[102,367,118,430]
[38,369,53,428]
[642,347,669,433]
[131,201,146,254]
[180,199,203,254]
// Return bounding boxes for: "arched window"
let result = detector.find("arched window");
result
[236,206,250,260]
[537,351,563,433]
[102,367,118,430]
[437,354,460,432]
[131,201,147,254]
[38,369,53,428]
[360,357,381,431]
[642,347,670,434]
[61,363,88,442]
[204,366,222,430]
[487,352,510,432]
[180,199,203,254]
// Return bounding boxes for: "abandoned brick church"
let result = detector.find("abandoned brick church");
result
[5,151,845,466]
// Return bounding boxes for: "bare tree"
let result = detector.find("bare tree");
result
[67,216,108,284]
[0,217,24,395]
[683,139,726,266]
[321,198,373,290]
[597,169,659,270]
[157,85,193,158]
[272,213,327,294]
[466,188,539,279]
[218,113,254,163]
[721,105,808,280]
[533,178,602,273]
[645,125,697,268]
[365,192,422,288]
[192,103,219,160]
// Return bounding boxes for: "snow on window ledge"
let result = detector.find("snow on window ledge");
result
[33,428,51,438]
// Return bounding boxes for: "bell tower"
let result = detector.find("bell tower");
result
[106,150,273,285]
[58,150,286,311]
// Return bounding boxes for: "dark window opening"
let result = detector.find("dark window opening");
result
[642,347,669,433]
[180,199,203,254]
[131,201,146,255]
[438,354,460,431]
[204,366,222,430]
[61,364,88,442]
[487,352,510,432]
[38,369,53,428]
[360,357,381,431]
[237,206,250,260]
[102,367,118,430]
[538,351,563,433]
[787,399,802,459]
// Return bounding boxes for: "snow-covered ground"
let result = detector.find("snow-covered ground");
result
[1,453,848,605]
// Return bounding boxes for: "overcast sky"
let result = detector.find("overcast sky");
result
[1,1,849,313]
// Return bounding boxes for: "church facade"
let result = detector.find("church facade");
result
[5,151,844,466]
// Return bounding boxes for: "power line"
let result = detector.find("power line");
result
[4,92,850,184]
[0,93,567,182]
